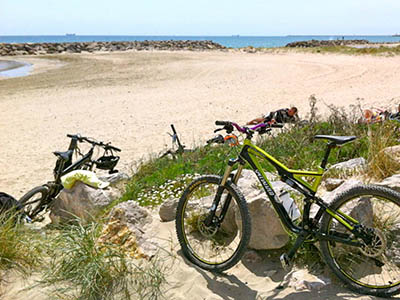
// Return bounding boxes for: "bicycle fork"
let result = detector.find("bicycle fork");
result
[204,159,244,227]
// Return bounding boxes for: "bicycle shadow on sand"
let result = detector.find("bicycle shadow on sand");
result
[179,250,384,300]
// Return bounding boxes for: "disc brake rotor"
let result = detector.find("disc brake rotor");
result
[198,215,219,237]
[359,228,387,258]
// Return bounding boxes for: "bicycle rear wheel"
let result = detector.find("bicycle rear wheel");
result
[19,185,49,220]
[176,175,251,272]
[320,185,400,297]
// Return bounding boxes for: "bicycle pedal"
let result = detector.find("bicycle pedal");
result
[280,253,292,271]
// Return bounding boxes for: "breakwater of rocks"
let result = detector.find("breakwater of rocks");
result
[285,39,370,48]
[0,40,226,56]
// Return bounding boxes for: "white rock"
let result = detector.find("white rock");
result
[50,181,120,224]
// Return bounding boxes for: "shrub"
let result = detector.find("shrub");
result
[0,211,43,281]
[120,96,400,207]
[366,121,400,180]
[37,222,167,300]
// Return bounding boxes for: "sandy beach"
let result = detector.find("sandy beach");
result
[1,50,400,198]
[1,50,399,299]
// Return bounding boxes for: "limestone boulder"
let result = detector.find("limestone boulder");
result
[377,174,400,192]
[159,197,179,222]
[99,200,159,258]
[381,145,400,165]
[234,169,276,199]
[322,179,363,205]
[50,181,120,224]
[99,172,130,192]
[324,178,345,191]
[328,157,367,174]
[319,179,374,233]
[237,194,289,249]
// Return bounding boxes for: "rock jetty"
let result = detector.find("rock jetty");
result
[285,39,370,48]
[0,40,226,56]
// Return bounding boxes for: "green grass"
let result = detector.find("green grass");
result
[303,45,400,56]
[121,145,240,206]
[366,121,400,180]
[247,45,400,56]
[120,98,400,207]
[0,212,43,280]
[36,222,167,300]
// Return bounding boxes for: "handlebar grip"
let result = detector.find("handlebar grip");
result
[170,124,177,135]
[271,123,284,128]
[67,134,83,142]
[108,145,121,152]
[215,121,230,126]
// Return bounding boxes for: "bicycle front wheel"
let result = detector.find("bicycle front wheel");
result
[176,175,251,272]
[19,185,49,220]
[320,185,400,297]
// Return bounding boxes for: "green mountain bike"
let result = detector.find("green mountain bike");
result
[175,120,400,298]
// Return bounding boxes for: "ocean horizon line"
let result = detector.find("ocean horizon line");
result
[1,35,399,48]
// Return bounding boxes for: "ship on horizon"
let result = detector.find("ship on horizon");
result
[65,33,76,36]
[393,33,400,37]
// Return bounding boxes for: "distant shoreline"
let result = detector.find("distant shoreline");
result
[1,35,399,48]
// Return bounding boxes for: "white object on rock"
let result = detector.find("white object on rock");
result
[61,170,109,189]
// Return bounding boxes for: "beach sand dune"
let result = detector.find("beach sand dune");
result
[1,50,400,197]
[1,50,398,299]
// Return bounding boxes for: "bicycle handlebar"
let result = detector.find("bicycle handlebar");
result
[214,121,284,134]
[66,134,121,152]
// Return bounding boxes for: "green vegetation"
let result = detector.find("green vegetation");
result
[302,45,400,56]
[121,145,241,206]
[35,222,167,300]
[2,97,400,298]
[0,214,168,299]
[121,98,400,207]
[366,122,400,180]
[253,45,400,56]
[0,212,43,279]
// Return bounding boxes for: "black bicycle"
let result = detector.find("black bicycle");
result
[19,134,121,221]
[160,124,193,159]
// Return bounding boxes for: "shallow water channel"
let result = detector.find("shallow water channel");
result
[0,60,32,78]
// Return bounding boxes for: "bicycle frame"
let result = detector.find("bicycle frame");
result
[21,134,121,220]
[217,137,362,246]
[59,148,94,179]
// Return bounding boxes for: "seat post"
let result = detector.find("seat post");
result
[321,142,335,169]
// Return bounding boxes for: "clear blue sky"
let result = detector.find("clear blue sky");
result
[1,0,400,35]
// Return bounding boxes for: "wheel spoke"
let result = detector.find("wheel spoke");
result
[325,187,400,291]
[176,175,250,271]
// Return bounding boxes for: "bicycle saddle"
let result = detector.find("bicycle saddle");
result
[53,150,73,161]
[314,135,356,145]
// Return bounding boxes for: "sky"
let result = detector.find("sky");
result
[1,0,400,36]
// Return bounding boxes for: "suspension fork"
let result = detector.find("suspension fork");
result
[204,159,244,226]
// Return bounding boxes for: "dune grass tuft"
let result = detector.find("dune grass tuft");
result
[37,221,167,300]
[0,211,43,280]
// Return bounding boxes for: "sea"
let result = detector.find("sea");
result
[1,35,400,48]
